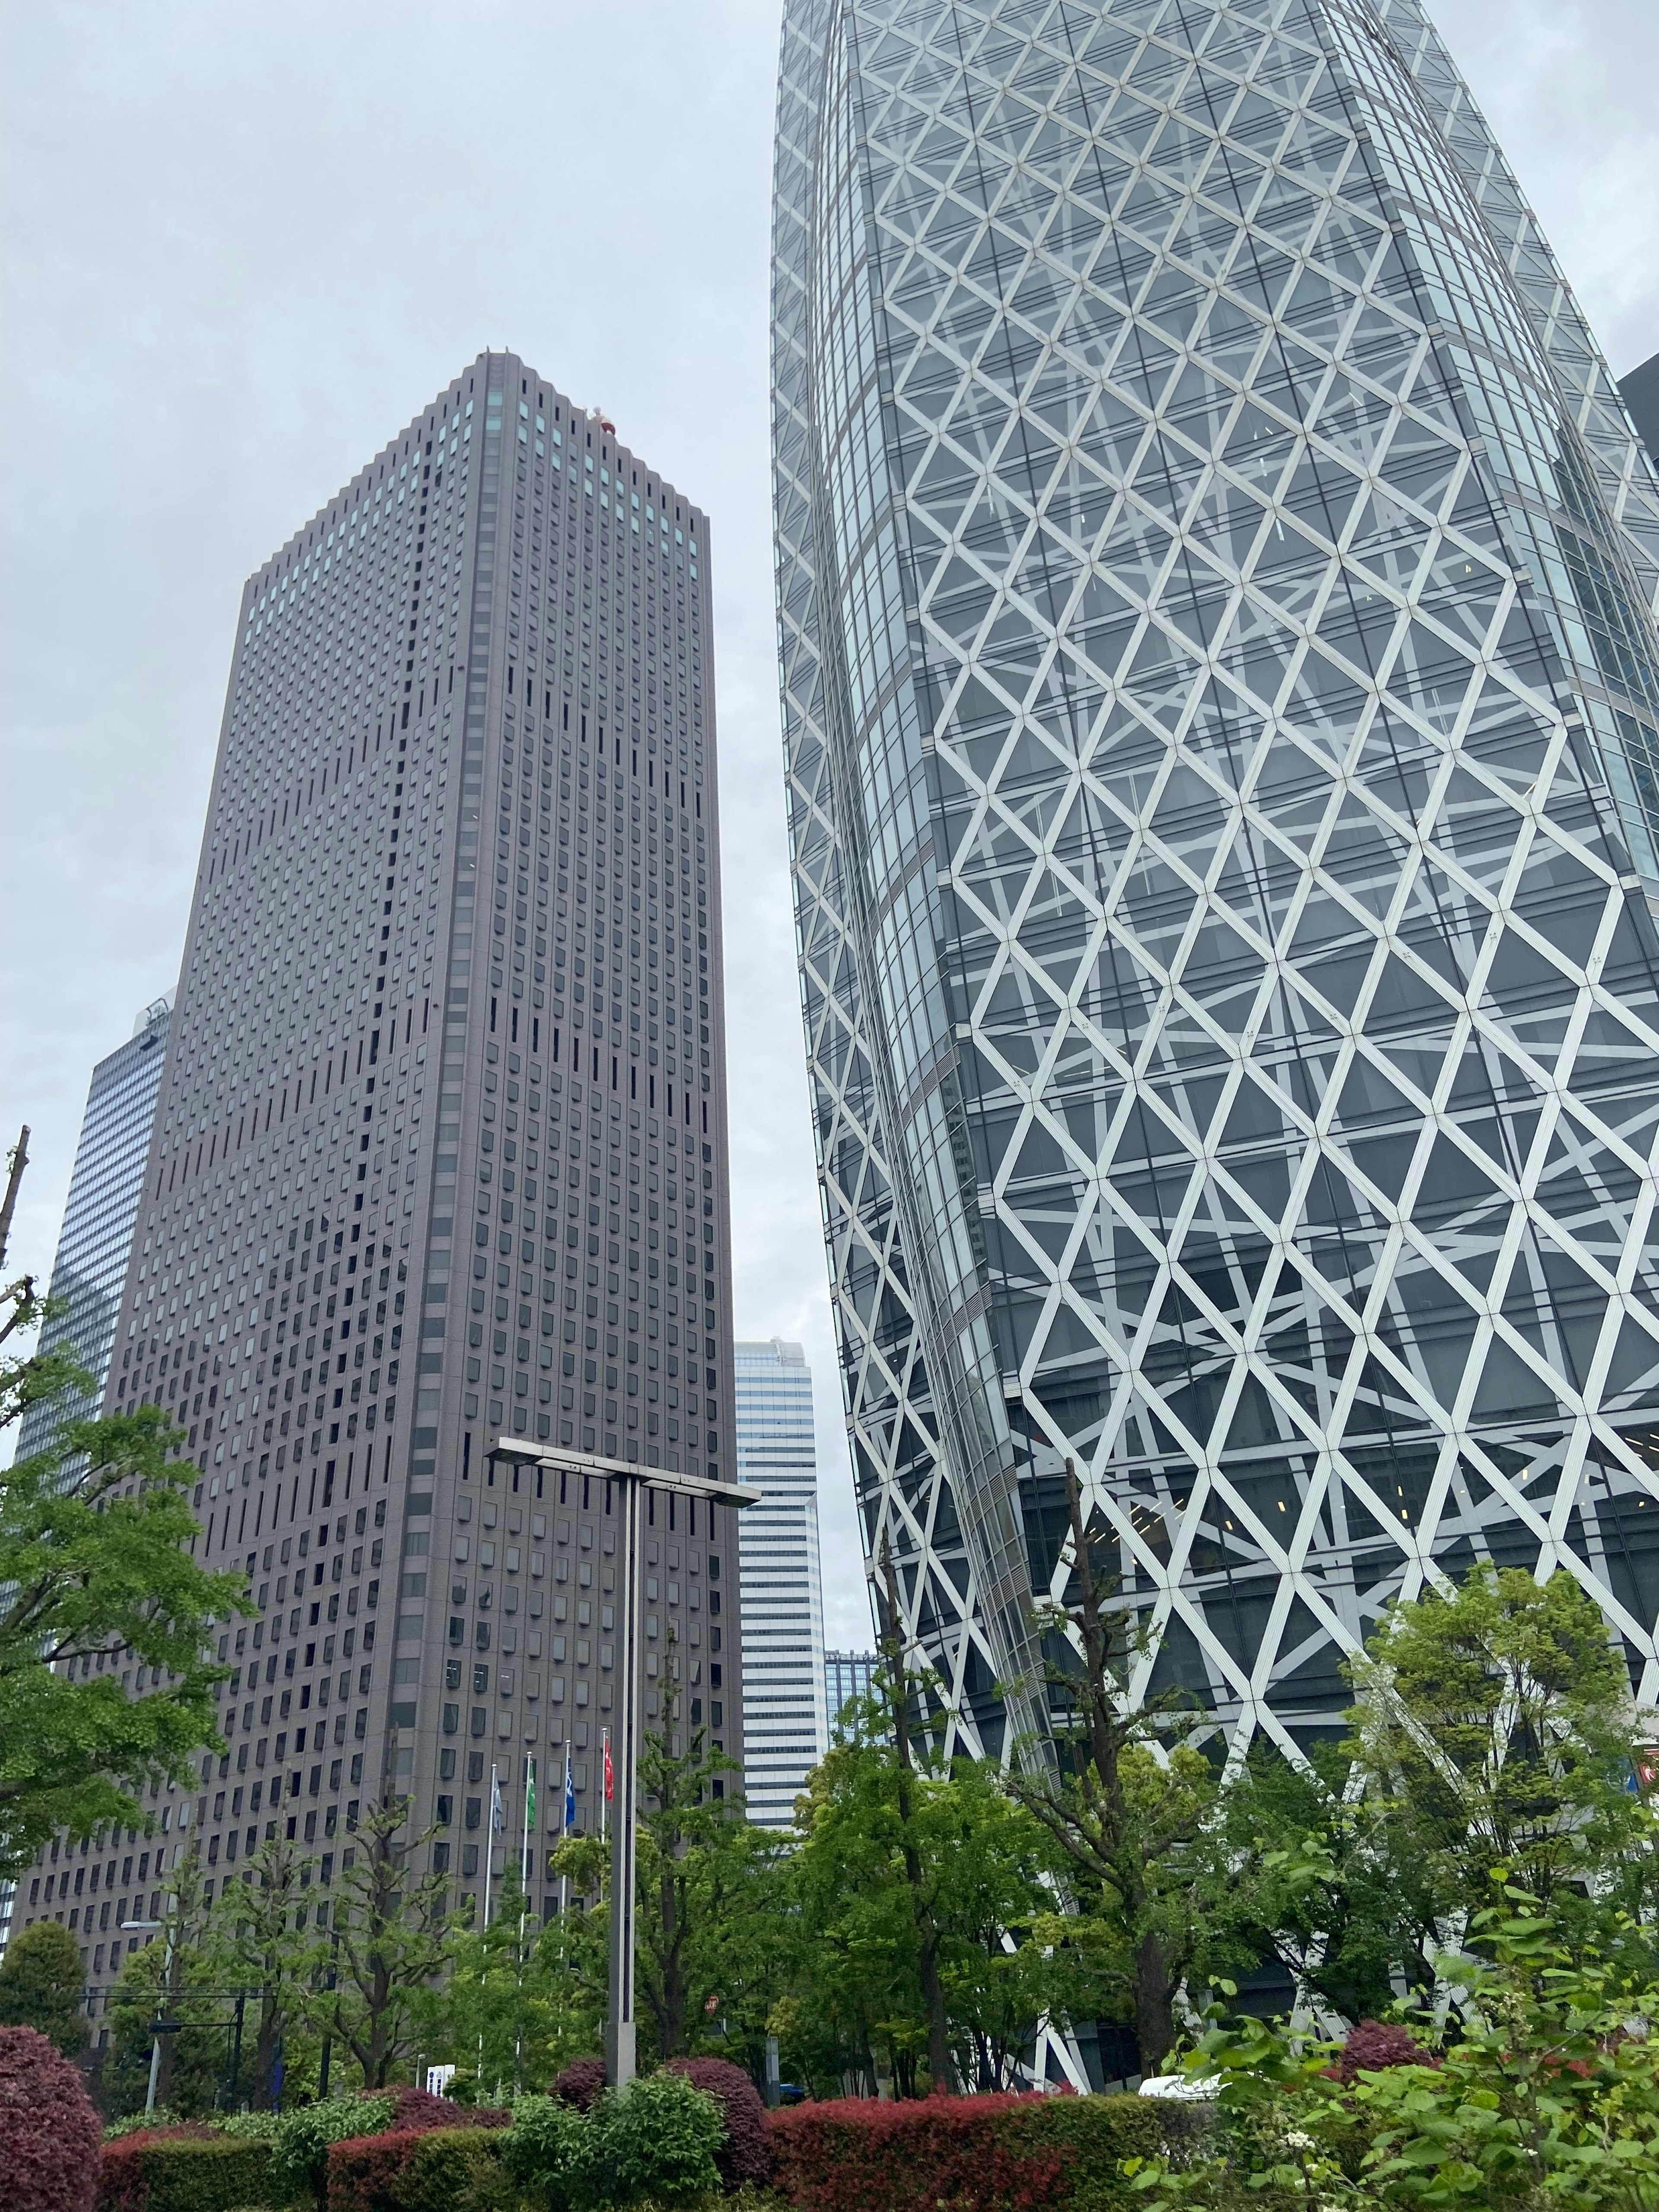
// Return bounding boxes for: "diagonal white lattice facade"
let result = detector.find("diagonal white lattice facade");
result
[772,0,1659,1774]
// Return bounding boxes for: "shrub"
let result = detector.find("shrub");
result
[0,2024,103,2212]
[382,2086,509,2133]
[570,2070,724,2211]
[1329,2018,1431,2084]
[765,2092,1168,2212]
[0,1922,93,2056]
[663,2058,770,2192]
[96,2133,273,2212]
[327,2126,510,2212]
[502,2096,585,2212]
[269,2096,397,2207]
[553,2058,607,2113]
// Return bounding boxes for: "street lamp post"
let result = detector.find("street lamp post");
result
[119,1918,174,2116]
[489,1441,758,2086]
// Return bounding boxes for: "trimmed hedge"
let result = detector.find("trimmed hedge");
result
[766,2093,1169,2212]
[0,2024,104,2212]
[97,2132,274,2212]
[326,2126,509,2212]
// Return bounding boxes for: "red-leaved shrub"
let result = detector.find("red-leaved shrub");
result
[380,2085,509,2132]
[664,2056,770,2190]
[0,2024,102,2212]
[1331,2019,1432,2084]
[553,2056,607,2111]
[326,2126,505,2212]
[766,2092,1166,2212]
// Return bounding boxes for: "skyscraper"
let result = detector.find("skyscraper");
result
[15,353,742,2004]
[773,0,1659,1770]
[734,1338,828,1823]
[14,995,173,1466]
[824,1647,877,1739]
[1622,354,1659,470]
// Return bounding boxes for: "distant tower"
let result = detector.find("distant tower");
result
[735,1338,829,1824]
[1621,353,1659,468]
[824,1648,878,1740]
[15,995,174,1464]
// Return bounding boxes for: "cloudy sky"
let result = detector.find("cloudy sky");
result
[3,0,1656,1643]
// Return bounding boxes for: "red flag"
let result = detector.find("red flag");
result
[603,1734,614,1802]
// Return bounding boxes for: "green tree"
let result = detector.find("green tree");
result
[207,1832,323,2106]
[1001,1463,1248,2070]
[790,1685,1059,2098]
[0,1918,89,2055]
[550,1726,789,2075]
[319,1796,456,2086]
[536,1834,611,2075]
[442,1862,559,2094]
[1346,1565,1659,1959]
[633,1724,783,2063]
[0,1136,243,1878]
[1217,1739,1432,2025]
[103,1846,224,2117]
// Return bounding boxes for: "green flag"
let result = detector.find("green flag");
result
[525,1755,535,1831]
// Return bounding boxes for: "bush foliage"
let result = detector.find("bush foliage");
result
[96,2131,273,2212]
[664,2057,771,2192]
[766,2091,1169,2212]
[326,2125,510,2212]
[0,2023,104,2212]
[553,2058,607,2113]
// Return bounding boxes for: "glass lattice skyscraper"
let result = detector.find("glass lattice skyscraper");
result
[772,0,1659,1767]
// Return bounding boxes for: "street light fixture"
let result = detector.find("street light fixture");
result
[119,1919,174,2116]
[489,1440,759,2086]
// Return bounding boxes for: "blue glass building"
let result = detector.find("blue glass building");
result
[15,996,174,1463]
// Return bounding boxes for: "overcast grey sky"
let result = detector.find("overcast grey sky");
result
[3,0,1656,1646]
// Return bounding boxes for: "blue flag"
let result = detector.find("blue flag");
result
[564,1744,576,1830]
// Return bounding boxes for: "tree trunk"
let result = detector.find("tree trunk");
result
[660,1862,685,2055]
[1133,1927,1176,2074]
[879,1543,957,2096]
[255,1995,281,2109]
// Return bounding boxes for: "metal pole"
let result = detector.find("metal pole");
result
[560,1738,571,1920]
[144,1920,176,2117]
[317,1926,340,2100]
[483,1763,497,1928]
[521,1750,534,1895]
[229,1990,245,2110]
[484,1446,758,2096]
[605,1471,642,2088]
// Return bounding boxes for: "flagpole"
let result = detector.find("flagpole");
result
[483,1761,497,1927]
[601,1727,609,1843]
[521,1750,534,1898]
[561,1738,572,1919]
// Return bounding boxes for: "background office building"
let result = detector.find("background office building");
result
[13,353,743,2009]
[734,1337,828,1824]
[824,1648,877,1739]
[773,0,1659,1776]
[13,995,174,1465]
